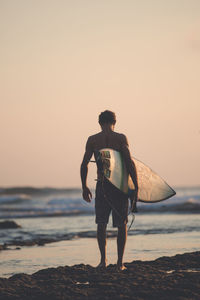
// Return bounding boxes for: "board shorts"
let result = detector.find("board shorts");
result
[95,179,129,228]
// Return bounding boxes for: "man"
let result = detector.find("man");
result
[80,110,138,271]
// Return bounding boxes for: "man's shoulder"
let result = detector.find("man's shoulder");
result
[86,132,128,147]
[114,132,126,137]
[87,132,101,140]
[113,132,127,141]
[86,132,102,145]
[88,131,126,139]
[114,132,129,147]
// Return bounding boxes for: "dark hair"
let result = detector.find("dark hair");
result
[98,110,116,125]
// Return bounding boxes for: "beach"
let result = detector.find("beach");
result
[0,251,199,300]
[0,186,200,299]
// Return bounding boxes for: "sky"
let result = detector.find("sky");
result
[0,0,200,188]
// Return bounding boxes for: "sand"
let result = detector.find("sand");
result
[0,251,199,300]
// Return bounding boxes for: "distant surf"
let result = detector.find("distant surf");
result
[0,186,199,219]
[0,187,81,196]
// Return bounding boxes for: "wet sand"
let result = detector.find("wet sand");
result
[0,251,199,300]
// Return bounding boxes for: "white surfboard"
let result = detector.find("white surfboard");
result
[98,148,176,203]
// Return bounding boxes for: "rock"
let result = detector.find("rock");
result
[0,244,8,251]
[0,220,21,230]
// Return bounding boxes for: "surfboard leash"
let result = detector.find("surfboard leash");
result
[127,212,135,231]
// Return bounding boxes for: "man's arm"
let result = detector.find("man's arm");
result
[80,137,93,202]
[120,134,139,209]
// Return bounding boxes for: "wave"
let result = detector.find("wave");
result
[0,187,81,196]
[0,186,199,196]
[0,209,94,219]
[0,194,31,204]
[139,197,200,213]
[0,200,199,219]
[0,187,199,219]
[1,225,200,249]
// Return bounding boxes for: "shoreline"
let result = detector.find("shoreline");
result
[1,230,199,279]
[0,251,199,300]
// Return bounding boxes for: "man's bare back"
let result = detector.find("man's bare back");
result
[81,128,134,177]
[87,130,128,152]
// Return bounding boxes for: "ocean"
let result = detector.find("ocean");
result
[0,186,199,278]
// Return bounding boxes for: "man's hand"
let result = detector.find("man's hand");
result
[129,189,138,213]
[82,187,92,203]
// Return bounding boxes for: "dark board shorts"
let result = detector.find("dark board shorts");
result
[95,179,129,228]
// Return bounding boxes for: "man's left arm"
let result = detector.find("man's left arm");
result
[120,134,139,212]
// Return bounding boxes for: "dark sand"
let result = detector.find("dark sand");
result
[0,251,199,300]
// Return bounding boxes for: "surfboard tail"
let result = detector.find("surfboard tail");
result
[98,149,176,203]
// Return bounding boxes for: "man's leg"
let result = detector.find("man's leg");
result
[97,223,107,268]
[117,224,127,270]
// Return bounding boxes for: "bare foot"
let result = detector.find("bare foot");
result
[96,261,107,270]
[116,264,127,271]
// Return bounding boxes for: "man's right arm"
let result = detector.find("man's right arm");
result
[80,137,93,202]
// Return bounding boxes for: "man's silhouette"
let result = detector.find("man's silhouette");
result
[81,110,138,270]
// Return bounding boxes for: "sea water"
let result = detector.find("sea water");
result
[0,186,199,277]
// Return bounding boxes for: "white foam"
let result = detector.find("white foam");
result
[0,194,30,204]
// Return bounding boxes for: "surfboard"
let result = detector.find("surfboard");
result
[97,148,176,203]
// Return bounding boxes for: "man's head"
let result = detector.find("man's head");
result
[98,110,116,127]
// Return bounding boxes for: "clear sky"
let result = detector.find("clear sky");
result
[0,0,200,188]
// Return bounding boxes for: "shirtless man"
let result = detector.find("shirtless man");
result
[80,110,138,271]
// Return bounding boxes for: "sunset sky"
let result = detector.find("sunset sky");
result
[1,0,200,188]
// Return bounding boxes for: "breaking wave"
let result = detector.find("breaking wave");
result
[1,224,200,249]
[0,187,81,196]
[0,186,199,219]
[0,194,31,204]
